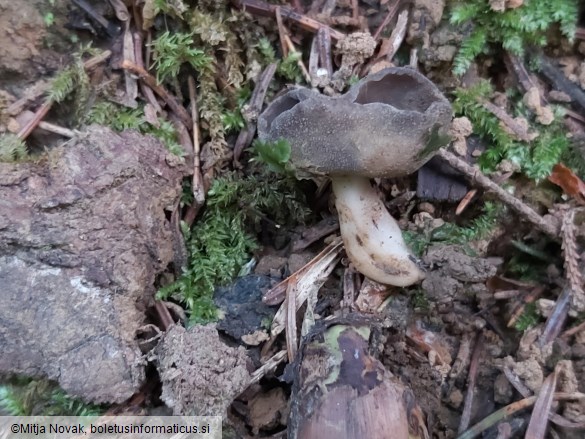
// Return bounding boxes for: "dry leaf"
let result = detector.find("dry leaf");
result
[548,163,585,205]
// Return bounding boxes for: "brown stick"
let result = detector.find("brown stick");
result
[275,7,289,58]
[16,51,112,140]
[372,0,408,40]
[458,333,483,434]
[238,0,345,41]
[283,34,311,83]
[121,59,192,127]
[436,148,560,239]
[188,76,205,208]
[133,32,162,113]
[233,63,277,163]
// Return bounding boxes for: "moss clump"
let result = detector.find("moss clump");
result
[0,378,103,416]
[449,0,578,76]
[157,170,311,325]
[452,80,570,179]
[405,201,500,256]
[87,101,184,156]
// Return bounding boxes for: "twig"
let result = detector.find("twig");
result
[449,333,473,382]
[317,27,333,77]
[561,208,585,311]
[482,100,536,142]
[188,76,205,208]
[72,0,120,37]
[457,393,585,439]
[350,0,359,21]
[17,101,53,140]
[539,287,571,347]
[382,8,409,62]
[458,333,483,434]
[275,7,289,58]
[292,216,339,252]
[154,301,174,331]
[250,350,287,384]
[238,0,345,40]
[409,47,418,68]
[121,59,192,127]
[437,148,560,239]
[133,32,162,113]
[372,0,408,40]
[37,121,76,138]
[16,51,112,140]
[525,369,557,438]
[561,319,585,339]
[233,63,277,163]
[342,266,358,312]
[506,286,544,328]
[283,34,312,83]
[285,281,298,360]
[533,51,585,113]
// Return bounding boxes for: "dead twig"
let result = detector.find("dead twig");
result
[250,350,287,384]
[188,77,205,208]
[133,32,162,113]
[283,34,311,83]
[539,287,571,347]
[372,0,409,40]
[457,392,585,439]
[16,51,112,140]
[532,51,585,113]
[380,8,409,62]
[525,369,558,439]
[561,208,585,311]
[291,216,339,252]
[458,333,484,434]
[275,7,289,58]
[154,301,174,331]
[482,100,537,142]
[121,59,192,128]
[436,148,560,239]
[233,63,277,164]
[238,0,345,40]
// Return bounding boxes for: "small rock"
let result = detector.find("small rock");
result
[248,388,288,434]
[419,202,436,215]
[511,357,544,393]
[254,255,287,276]
[494,373,513,404]
[448,388,463,408]
[287,252,314,274]
[214,275,277,341]
[549,90,572,102]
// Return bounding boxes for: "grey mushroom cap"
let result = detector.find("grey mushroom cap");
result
[257,67,453,178]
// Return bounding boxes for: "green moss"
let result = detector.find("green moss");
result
[0,134,28,162]
[87,101,184,156]
[404,201,500,256]
[453,80,570,178]
[514,302,540,331]
[449,0,578,76]
[0,378,104,416]
[157,171,311,325]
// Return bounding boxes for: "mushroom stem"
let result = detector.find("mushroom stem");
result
[331,176,425,287]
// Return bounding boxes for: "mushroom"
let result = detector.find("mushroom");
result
[258,67,452,287]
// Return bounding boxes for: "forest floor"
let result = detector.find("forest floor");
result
[1,1,585,438]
